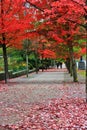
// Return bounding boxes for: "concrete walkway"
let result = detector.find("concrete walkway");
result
[11,71,70,84]
[9,67,85,84]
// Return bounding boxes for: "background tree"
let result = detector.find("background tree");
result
[0,0,37,82]
[33,0,86,82]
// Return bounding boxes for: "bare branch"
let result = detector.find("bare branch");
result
[25,0,44,12]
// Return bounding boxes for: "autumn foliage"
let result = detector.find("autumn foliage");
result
[0,0,38,48]
[0,0,87,128]
[0,0,86,58]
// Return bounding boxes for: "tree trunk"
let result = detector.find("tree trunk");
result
[42,44,45,72]
[69,59,73,76]
[35,44,39,74]
[41,54,44,72]
[2,44,9,83]
[34,51,39,74]
[85,42,87,102]
[85,0,87,102]
[69,45,78,82]
[65,58,70,73]
[1,0,9,83]
[26,52,28,77]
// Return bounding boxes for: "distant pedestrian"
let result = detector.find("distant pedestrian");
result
[56,62,59,69]
[59,62,62,69]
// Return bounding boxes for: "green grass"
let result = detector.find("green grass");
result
[78,70,86,77]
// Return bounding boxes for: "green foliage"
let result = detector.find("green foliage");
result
[56,58,65,62]
[78,39,86,44]
[0,47,57,73]
[78,70,86,77]
[73,46,80,53]
[0,48,3,55]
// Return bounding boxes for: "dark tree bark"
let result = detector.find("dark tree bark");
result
[69,45,78,82]
[69,58,73,77]
[2,43,9,83]
[85,0,87,102]
[65,58,70,73]
[26,51,29,77]
[35,53,39,74]
[1,0,9,83]
[41,55,44,72]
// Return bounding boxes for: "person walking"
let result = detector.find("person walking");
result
[59,62,62,69]
[56,62,59,69]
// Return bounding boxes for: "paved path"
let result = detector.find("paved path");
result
[9,67,85,84]
[0,68,86,125]
[11,70,71,84]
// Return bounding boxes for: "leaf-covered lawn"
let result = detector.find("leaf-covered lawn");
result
[0,98,87,130]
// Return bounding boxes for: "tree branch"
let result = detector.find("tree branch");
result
[25,0,44,12]
[72,0,87,13]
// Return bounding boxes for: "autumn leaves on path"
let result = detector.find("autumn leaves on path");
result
[0,68,86,129]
